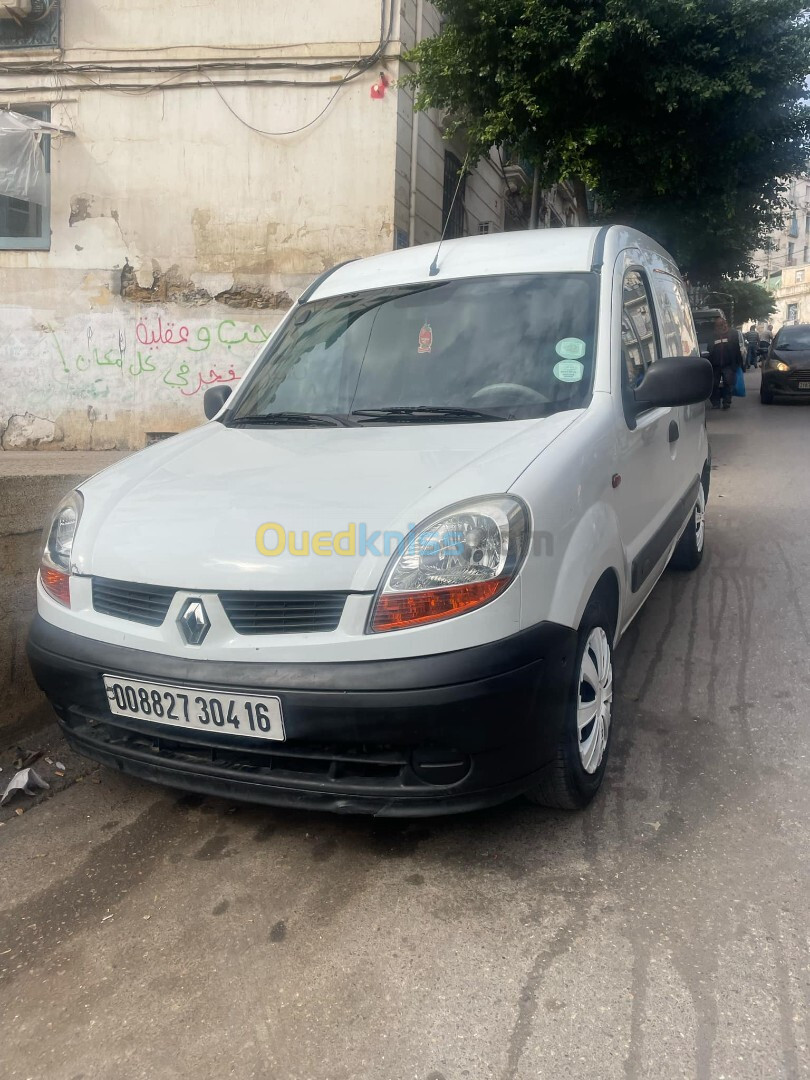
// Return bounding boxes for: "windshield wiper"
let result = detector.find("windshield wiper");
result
[230,411,346,428]
[351,406,507,423]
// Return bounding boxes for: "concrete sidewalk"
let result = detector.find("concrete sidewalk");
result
[0,451,127,740]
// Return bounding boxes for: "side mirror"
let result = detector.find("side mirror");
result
[633,355,713,414]
[203,384,233,420]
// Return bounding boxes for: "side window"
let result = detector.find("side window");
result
[0,104,51,252]
[621,269,659,388]
[654,271,699,357]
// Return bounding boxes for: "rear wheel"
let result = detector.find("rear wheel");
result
[525,598,614,810]
[670,481,706,571]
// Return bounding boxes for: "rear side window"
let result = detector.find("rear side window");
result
[653,271,698,357]
[621,269,659,387]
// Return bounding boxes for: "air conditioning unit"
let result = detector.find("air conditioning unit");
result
[0,1,33,19]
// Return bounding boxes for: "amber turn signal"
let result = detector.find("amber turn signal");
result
[40,566,71,607]
[370,578,507,632]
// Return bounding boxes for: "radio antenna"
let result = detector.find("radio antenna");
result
[429,152,471,277]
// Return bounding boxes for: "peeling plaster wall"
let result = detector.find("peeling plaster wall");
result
[0,1,401,449]
[0,1,506,449]
[0,278,288,449]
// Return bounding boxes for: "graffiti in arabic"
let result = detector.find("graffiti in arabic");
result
[47,317,272,398]
[134,317,269,352]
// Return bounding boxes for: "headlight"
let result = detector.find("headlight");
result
[40,490,83,606]
[773,360,790,372]
[368,495,529,633]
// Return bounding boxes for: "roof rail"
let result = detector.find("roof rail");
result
[297,259,358,305]
[590,225,610,272]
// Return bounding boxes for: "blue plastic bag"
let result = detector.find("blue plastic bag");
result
[733,367,746,397]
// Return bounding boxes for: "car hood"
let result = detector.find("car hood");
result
[73,414,580,592]
[773,347,810,366]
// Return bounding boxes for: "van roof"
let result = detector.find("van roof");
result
[307,225,676,301]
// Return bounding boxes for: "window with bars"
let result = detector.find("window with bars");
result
[0,1,60,49]
[0,104,50,251]
[441,152,466,240]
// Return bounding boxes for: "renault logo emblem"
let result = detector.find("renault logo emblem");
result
[177,598,210,645]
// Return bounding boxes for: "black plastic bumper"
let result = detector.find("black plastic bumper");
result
[761,372,810,397]
[27,614,577,816]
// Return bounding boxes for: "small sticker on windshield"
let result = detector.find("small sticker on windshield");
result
[553,359,585,383]
[556,337,587,360]
[418,323,433,354]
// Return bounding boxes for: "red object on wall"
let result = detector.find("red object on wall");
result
[370,72,390,99]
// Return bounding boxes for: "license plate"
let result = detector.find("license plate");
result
[798,381,810,390]
[102,676,285,740]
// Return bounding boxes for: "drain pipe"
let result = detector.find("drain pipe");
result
[408,0,425,246]
[529,166,541,229]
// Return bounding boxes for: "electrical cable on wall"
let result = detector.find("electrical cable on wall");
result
[0,0,396,134]
[200,67,361,137]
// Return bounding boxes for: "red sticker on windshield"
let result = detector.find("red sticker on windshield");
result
[418,323,433,354]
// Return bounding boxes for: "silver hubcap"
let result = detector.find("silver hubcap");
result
[577,627,613,774]
[695,484,706,552]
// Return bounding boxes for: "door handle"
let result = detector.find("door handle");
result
[668,421,680,443]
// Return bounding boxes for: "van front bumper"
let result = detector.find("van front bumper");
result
[27,614,576,817]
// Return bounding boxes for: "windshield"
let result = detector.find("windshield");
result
[228,273,598,425]
[774,325,810,350]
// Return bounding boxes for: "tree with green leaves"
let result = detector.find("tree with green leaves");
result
[703,279,777,325]
[404,0,810,281]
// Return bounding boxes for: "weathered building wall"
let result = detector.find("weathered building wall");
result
[0,0,402,449]
[0,0,507,450]
[769,264,810,331]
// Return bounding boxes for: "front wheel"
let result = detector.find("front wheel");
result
[670,481,706,571]
[525,599,614,810]
[760,384,774,405]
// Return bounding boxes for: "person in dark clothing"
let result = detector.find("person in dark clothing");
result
[708,316,741,410]
[745,324,760,369]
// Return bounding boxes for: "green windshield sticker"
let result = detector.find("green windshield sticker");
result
[555,337,587,360]
[553,359,585,383]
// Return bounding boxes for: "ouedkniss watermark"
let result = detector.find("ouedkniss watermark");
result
[255,522,553,558]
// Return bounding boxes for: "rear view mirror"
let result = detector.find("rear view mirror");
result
[633,355,713,414]
[203,384,233,420]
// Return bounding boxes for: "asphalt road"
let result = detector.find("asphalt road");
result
[1,373,808,1080]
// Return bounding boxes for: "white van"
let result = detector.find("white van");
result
[29,226,712,816]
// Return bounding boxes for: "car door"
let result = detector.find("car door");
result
[611,257,683,626]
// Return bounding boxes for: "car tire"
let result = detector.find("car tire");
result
[669,480,706,572]
[525,597,615,810]
[760,384,774,405]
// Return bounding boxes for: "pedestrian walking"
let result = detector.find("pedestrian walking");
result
[708,316,742,410]
[745,323,760,369]
[756,322,773,364]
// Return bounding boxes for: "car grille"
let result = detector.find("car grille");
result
[61,709,473,792]
[91,577,349,634]
[219,591,348,635]
[66,710,410,785]
[786,368,810,389]
[92,577,175,627]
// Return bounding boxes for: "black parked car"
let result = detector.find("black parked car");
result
[761,324,810,404]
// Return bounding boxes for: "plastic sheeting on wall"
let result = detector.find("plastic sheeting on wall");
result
[0,110,47,205]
